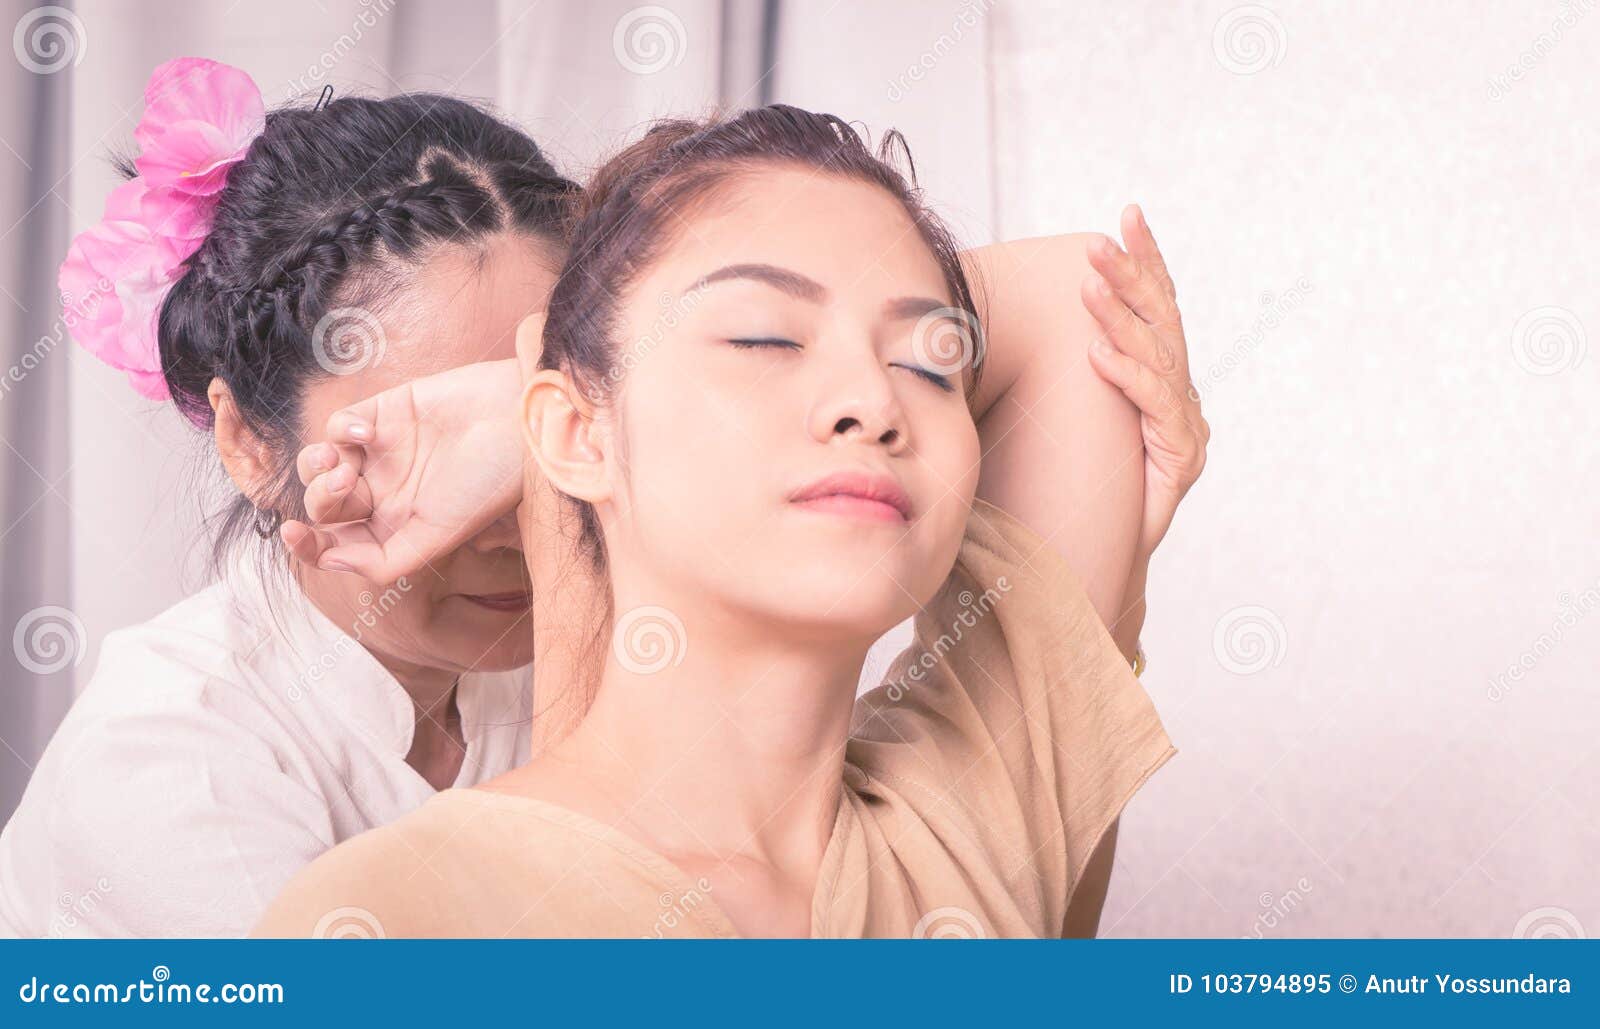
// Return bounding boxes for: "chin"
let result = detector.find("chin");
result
[824,547,947,601]
[752,575,921,642]
[436,610,534,671]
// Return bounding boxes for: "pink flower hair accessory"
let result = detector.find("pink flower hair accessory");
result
[57,57,265,406]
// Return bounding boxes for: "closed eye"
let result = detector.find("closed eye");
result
[727,337,801,351]
[891,362,956,393]
[728,339,953,392]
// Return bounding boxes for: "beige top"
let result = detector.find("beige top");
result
[253,499,1175,939]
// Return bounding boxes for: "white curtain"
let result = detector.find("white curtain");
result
[2,0,76,818]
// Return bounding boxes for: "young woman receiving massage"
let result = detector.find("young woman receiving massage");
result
[254,105,1207,938]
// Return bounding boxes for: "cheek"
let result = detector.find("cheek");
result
[956,423,982,496]
[912,413,982,551]
[616,364,777,516]
[916,406,982,496]
[376,588,510,658]
[305,574,431,655]
[354,582,431,633]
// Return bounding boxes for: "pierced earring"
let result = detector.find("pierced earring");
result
[253,507,283,540]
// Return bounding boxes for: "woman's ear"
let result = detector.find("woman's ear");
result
[522,366,613,505]
[207,378,276,501]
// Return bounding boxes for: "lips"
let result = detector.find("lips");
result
[788,469,914,523]
[456,591,532,613]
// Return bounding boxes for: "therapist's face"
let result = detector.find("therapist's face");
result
[292,235,555,676]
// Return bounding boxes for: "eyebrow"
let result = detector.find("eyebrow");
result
[884,295,952,321]
[687,262,949,321]
[690,263,825,302]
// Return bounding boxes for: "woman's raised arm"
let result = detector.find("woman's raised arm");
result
[959,205,1207,659]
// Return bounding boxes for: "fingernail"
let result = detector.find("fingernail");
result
[348,422,372,442]
[1091,338,1113,357]
[321,559,353,573]
[1095,276,1112,297]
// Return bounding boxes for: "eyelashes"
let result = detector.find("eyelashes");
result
[727,337,801,351]
[725,338,955,393]
[892,362,956,393]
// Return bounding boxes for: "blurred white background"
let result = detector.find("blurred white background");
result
[2,0,1595,937]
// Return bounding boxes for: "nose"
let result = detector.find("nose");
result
[806,358,910,456]
[466,510,522,554]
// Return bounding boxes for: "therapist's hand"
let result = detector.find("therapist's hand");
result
[281,357,524,583]
[1082,204,1209,564]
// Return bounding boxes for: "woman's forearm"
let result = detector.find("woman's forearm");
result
[959,234,1146,634]
[1110,555,1149,665]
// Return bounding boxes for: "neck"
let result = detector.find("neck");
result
[296,574,464,773]
[549,612,873,875]
[372,649,460,719]
[367,647,465,790]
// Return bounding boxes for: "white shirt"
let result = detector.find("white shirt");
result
[0,560,532,938]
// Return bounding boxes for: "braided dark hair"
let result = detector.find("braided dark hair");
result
[127,91,579,565]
